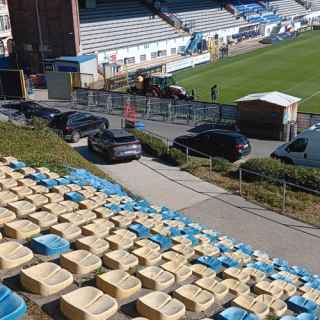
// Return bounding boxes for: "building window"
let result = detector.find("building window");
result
[124,57,135,65]
[170,48,176,55]
[0,15,10,32]
[140,54,146,63]
[0,40,5,57]
[158,50,167,57]
[144,43,149,49]
[178,46,185,53]
[151,52,157,59]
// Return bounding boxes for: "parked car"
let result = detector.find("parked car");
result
[49,111,109,142]
[271,123,320,167]
[173,130,251,162]
[2,101,60,121]
[88,129,142,162]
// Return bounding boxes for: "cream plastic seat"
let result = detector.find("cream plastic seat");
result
[28,211,58,228]
[107,234,134,250]
[25,194,49,207]
[51,185,71,195]
[161,261,192,283]
[242,267,266,283]
[163,220,184,229]
[135,218,155,229]
[82,221,113,238]
[45,192,64,203]
[59,210,96,226]
[97,270,142,299]
[194,234,211,244]
[191,264,216,279]
[112,229,137,241]
[60,286,118,320]
[254,281,284,299]
[59,200,79,212]
[66,184,82,192]
[42,203,68,216]
[0,178,18,190]
[194,244,220,257]
[78,189,95,199]
[151,225,171,236]
[255,294,287,317]
[0,241,33,269]
[0,190,18,205]
[300,285,320,294]
[303,291,320,304]
[0,207,16,225]
[221,279,250,296]
[162,251,187,264]
[10,186,33,199]
[94,206,114,219]
[171,244,194,259]
[18,178,38,188]
[172,236,192,247]
[103,249,138,271]
[137,291,185,320]
[196,277,229,299]
[225,251,251,265]
[4,219,40,240]
[21,262,73,296]
[135,238,161,251]
[7,200,36,217]
[223,267,251,283]
[133,247,162,266]
[76,236,109,255]
[60,250,102,275]
[272,280,296,296]
[19,167,36,175]
[110,215,133,228]
[30,185,49,194]
[79,199,100,210]
[0,156,17,165]
[50,223,82,241]
[218,239,235,250]
[232,294,270,318]
[278,271,300,284]
[137,266,175,290]
[45,172,60,179]
[6,171,24,180]
[173,284,214,312]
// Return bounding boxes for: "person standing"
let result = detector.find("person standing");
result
[211,84,218,103]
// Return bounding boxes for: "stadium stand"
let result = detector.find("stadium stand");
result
[79,0,184,54]
[267,0,308,18]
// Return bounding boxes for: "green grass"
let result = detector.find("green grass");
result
[175,31,320,113]
[0,121,108,178]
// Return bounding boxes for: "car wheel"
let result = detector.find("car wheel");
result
[71,131,81,143]
[281,157,293,165]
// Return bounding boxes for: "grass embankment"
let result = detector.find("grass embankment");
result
[132,129,320,226]
[0,121,107,178]
[175,31,320,113]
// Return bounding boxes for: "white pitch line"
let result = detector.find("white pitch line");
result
[300,89,320,105]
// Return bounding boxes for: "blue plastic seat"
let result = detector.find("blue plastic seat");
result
[217,307,258,320]
[0,284,27,320]
[149,234,172,250]
[218,255,240,268]
[64,191,85,203]
[39,178,58,188]
[296,313,318,320]
[287,296,318,314]
[270,273,293,283]
[193,256,223,273]
[27,172,47,182]
[31,234,70,256]
[128,223,150,238]
[273,258,289,269]
[105,203,121,213]
[247,261,273,274]
[181,226,200,235]
[56,178,70,185]
[169,227,182,237]
[215,242,231,253]
[10,161,26,170]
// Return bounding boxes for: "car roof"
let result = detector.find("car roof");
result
[201,129,245,138]
[105,129,133,138]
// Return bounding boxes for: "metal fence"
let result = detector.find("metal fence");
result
[72,89,238,125]
[297,112,320,130]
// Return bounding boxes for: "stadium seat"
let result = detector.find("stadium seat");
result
[59,200,79,212]
[4,219,40,240]
[171,244,194,259]
[217,307,259,320]
[31,234,70,256]
[28,211,58,228]
[137,266,175,290]
[0,207,16,225]
[232,294,270,318]
[25,193,49,207]
[221,279,250,296]
[45,192,64,203]
[81,220,114,237]
[287,295,318,314]
[0,190,19,205]
[94,206,114,219]
[193,256,223,273]
[136,291,185,320]
[60,286,118,320]
[42,203,68,216]
[223,267,251,283]
[254,281,284,298]
[60,250,102,275]
[172,235,193,247]
[50,222,82,241]
[196,277,229,299]
[7,200,36,217]
[21,262,73,296]
[97,270,142,299]
[194,243,220,256]
[162,251,187,264]
[149,234,172,250]
[107,233,134,250]
[255,294,287,317]
[242,267,266,283]
[0,284,27,320]
[110,214,133,228]
[272,279,297,296]
[59,210,96,226]
[135,238,161,251]
[103,249,138,271]
[161,260,192,283]
[0,241,33,269]
[132,247,162,266]
[76,236,110,255]
[191,263,216,279]
[173,284,214,312]
[11,185,33,199]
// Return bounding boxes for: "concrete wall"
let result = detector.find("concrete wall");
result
[8,0,80,72]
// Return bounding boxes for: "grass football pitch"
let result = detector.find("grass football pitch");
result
[175,31,320,113]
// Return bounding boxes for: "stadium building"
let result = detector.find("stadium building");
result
[7,0,320,73]
[0,0,11,58]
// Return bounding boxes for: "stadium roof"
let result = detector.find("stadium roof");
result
[235,91,301,107]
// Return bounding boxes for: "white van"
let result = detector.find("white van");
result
[271,123,320,168]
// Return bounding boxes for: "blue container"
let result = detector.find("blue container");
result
[31,234,70,256]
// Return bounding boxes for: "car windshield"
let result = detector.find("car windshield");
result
[114,136,136,143]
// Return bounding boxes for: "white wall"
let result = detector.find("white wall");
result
[205,26,240,43]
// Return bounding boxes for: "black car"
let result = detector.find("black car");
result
[88,129,142,162]
[49,111,109,142]
[2,101,61,121]
[173,130,251,162]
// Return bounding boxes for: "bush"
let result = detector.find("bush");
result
[211,157,233,173]
[241,158,320,191]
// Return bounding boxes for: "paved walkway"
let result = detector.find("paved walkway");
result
[74,139,320,273]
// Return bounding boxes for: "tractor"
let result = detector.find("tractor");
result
[128,72,193,101]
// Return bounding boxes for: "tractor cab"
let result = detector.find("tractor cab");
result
[147,73,176,93]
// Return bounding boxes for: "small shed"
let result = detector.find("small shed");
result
[235,91,301,141]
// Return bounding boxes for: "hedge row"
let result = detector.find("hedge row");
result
[241,158,320,191]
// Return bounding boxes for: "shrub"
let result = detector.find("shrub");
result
[241,158,320,191]
[211,157,233,173]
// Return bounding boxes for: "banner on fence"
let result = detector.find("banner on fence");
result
[123,103,137,124]
[166,53,210,73]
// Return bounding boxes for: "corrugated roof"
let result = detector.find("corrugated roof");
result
[56,55,97,64]
[235,91,301,107]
